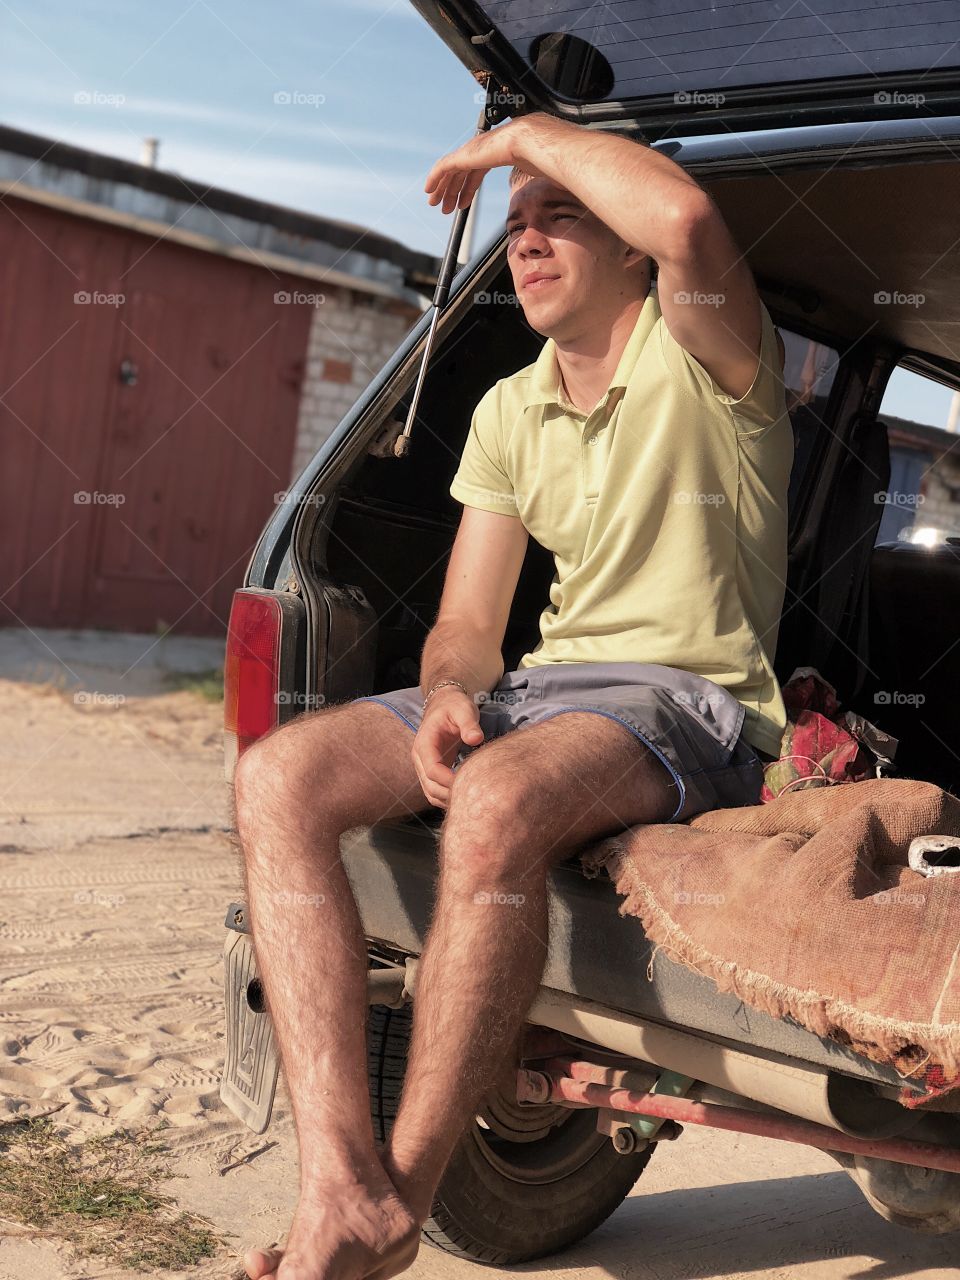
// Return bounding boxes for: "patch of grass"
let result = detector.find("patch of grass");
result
[0,1115,225,1271]
[163,667,224,703]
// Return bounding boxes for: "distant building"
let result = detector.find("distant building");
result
[0,125,437,635]
[879,414,960,544]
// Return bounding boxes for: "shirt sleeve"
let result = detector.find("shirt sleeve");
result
[449,382,521,517]
[660,299,788,432]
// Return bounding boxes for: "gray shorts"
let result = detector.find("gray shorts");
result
[353,660,764,824]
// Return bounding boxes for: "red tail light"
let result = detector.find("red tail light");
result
[224,588,305,777]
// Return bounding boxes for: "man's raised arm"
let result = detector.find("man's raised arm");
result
[424,113,763,401]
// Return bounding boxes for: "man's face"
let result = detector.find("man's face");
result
[504,177,643,339]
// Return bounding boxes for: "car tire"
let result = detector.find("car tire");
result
[368,1001,654,1265]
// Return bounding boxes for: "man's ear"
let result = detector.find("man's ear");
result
[622,245,650,281]
[628,251,652,296]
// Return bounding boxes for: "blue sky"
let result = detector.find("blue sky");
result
[1,0,951,428]
[0,0,512,258]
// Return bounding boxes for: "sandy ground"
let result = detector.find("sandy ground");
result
[2,627,959,1279]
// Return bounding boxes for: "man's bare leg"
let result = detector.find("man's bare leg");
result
[234,702,430,1280]
[381,711,677,1225]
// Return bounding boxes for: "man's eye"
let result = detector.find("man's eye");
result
[507,225,523,237]
[552,213,574,222]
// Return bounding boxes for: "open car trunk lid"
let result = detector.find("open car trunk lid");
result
[412,0,960,138]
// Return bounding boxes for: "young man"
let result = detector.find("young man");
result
[237,113,792,1280]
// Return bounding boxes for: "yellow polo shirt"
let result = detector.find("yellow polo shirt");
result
[448,286,793,758]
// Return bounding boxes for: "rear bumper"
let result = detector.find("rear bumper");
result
[339,818,909,1093]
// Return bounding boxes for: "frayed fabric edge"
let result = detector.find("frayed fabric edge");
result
[590,839,960,1087]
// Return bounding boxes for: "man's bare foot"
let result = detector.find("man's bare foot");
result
[243,1182,419,1280]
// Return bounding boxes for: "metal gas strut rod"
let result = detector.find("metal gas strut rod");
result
[393,80,512,458]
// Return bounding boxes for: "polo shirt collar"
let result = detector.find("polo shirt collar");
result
[523,286,661,410]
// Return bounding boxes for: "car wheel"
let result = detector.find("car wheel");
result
[368,1002,654,1265]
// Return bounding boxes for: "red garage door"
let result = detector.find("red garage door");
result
[0,197,312,635]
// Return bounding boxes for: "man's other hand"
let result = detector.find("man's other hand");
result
[413,689,485,808]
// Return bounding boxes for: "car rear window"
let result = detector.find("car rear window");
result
[482,1,960,103]
[877,363,960,544]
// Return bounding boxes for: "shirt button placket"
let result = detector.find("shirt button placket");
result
[582,408,605,504]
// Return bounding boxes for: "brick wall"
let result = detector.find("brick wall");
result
[290,286,422,479]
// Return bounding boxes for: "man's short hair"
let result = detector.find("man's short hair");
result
[508,125,643,188]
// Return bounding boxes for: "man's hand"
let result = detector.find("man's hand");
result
[413,688,485,809]
[425,117,547,214]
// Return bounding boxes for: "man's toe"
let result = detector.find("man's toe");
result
[243,1245,283,1278]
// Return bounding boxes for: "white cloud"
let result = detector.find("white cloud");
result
[1,75,436,157]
